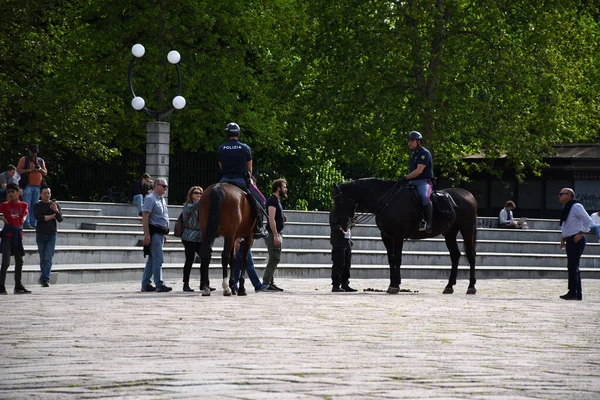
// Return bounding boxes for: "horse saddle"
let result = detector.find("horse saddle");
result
[431,191,456,221]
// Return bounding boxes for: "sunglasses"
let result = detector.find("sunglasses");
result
[157,184,168,189]
[192,191,202,195]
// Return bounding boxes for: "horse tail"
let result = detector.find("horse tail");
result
[205,184,224,246]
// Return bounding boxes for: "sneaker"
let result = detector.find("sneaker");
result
[156,285,172,293]
[40,281,50,288]
[141,284,156,292]
[256,284,278,293]
[268,284,284,292]
[22,224,33,230]
[14,286,32,294]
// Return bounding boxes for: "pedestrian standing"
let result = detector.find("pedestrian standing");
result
[34,187,63,287]
[330,205,357,292]
[16,144,47,229]
[558,188,592,301]
[0,183,30,294]
[141,178,171,293]
[180,186,203,292]
[262,179,288,291]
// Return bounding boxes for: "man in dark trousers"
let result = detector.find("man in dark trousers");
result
[558,188,592,300]
[0,183,31,294]
[329,205,357,292]
[262,179,288,291]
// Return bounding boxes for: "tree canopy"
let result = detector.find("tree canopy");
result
[1,0,599,208]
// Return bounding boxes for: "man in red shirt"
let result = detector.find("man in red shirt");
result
[0,183,31,294]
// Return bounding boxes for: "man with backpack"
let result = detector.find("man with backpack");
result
[16,144,47,229]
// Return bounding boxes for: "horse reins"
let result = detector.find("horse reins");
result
[344,180,406,225]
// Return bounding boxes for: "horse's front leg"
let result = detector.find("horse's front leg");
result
[382,236,402,294]
[236,237,251,296]
[200,242,213,296]
[443,228,461,294]
[221,239,233,296]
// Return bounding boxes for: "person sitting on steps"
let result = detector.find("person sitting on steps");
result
[398,131,433,233]
[217,122,268,239]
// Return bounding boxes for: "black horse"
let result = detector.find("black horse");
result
[332,178,478,294]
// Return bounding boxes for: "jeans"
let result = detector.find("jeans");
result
[22,185,41,226]
[182,240,201,284]
[36,234,57,282]
[565,235,586,296]
[1,240,24,290]
[141,233,164,288]
[411,179,432,206]
[132,194,143,215]
[233,243,264,289]
[262,232,282,285]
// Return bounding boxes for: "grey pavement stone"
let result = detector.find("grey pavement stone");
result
[1,278,599,399]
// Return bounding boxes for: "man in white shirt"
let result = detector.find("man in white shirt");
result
[558,188,592,300]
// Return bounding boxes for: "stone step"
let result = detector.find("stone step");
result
[59,207,102,216]
[5,263,600,286]
[19,245,600,268]
[58,201,563,229]
[20,231,600,255]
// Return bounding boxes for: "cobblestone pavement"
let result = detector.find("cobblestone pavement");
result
[1,278,599,399]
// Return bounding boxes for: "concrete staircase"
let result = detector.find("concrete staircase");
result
[5,200,600,285]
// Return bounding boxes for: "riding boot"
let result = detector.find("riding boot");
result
[423,203,433,233]
[247,194,269,239]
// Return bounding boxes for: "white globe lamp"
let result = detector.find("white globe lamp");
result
[172,96,186,110]
[131,96,145,110]
[167,50,181,64]
[131,44,145,58]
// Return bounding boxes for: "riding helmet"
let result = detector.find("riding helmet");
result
[407,131,422,141]
[225,122,240,137]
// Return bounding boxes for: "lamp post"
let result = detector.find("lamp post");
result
[128,43,186,203]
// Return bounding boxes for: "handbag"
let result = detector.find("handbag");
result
[174,213,184,237]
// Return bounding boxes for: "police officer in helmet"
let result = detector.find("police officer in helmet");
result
[217,122,269,239]
[399,131,434,233]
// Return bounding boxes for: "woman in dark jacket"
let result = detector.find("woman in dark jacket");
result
[180,186,203,292]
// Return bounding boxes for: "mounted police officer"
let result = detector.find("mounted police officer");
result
[399,131,433,233]
[217,122,268,239]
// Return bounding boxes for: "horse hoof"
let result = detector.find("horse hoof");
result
[443,287,454,294]
[201,288,211,296]
[466,287,477,295]
[223,288,232,296]
[386,286,400,294]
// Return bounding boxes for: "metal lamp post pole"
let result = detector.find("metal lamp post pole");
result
[128,44,186,204]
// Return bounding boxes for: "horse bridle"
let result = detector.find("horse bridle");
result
[334,180,406,225]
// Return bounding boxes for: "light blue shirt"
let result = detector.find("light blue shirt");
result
[561,203,592,238]
[143,191,169,229]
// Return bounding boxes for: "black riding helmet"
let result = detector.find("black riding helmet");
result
[225,122,240,137]
[407,131,422,141]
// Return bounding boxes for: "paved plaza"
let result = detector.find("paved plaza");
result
[1,278,599,399]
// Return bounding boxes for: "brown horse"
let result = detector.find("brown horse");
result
[198,183,256,296]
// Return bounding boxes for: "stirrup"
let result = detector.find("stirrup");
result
[418,220,427,231]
